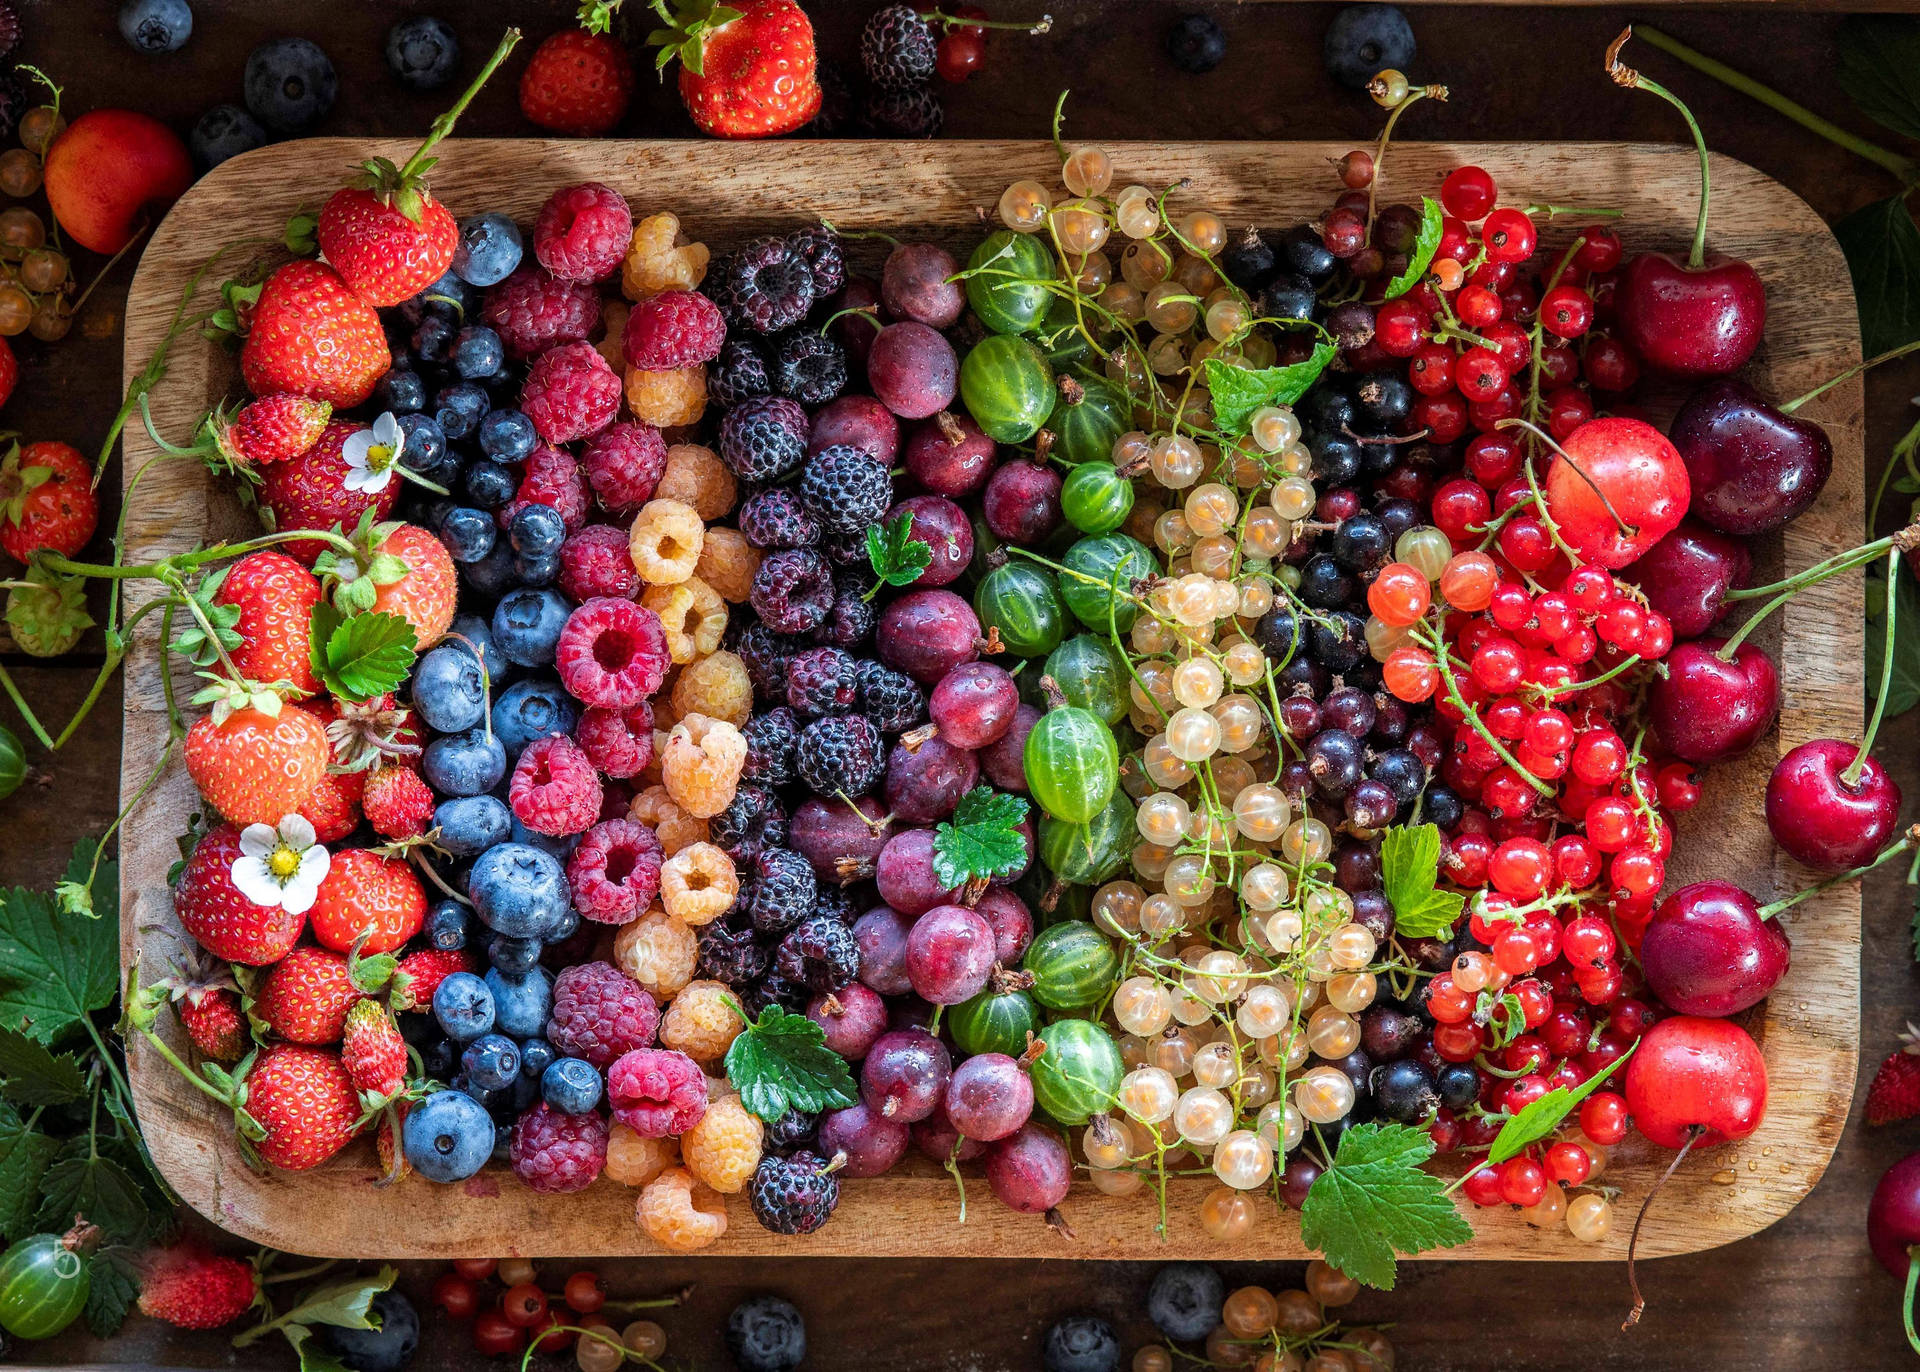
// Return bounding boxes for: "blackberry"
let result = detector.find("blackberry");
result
[710,785,788,865]
[784,225,845,297]
[749,1150,840,1235]
[738,487,822,551]
[814,884,861,926]
[821,523,874,567]
[747,971,809,1017]
[742,706,801,786]
[709,337,773,409]
[814,568,877,648]
[714,236,816,334]
[799,445,893,535]
[750,547,836,635]
[860,4,937,92]
[763,1108,818,1156]
[718,396,809,483]
[696,914,771,988]
[773,331,847,408]
[855,660,926,733]
[865,86,943,139]
[796,713,885,796]
[737,624,805,703]
[785,646,859,716]
[749,848,819,935]
[775,914,860,992]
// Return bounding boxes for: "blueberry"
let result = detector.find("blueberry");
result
[463,459,517,509]
[454,213,525,289]
[509,816,580,863]
[543,907,580,945]
[514,549,560,588]
[438,506,497,565]
[244,37,337,135]
[375,369,428,416]
[541,1057,603,1115]
[386,15,460,91]
[460,1032,521,1091]
[1043,1316,1120,1372]
[435,381,490,441]
[432,971,495,1042]
[403,1089,494,1182]
[1166,14,1226,73]
[467,842,570,938]
[1324,3,1415,89]
[492,677,577,760]
[188,104,264,171]
[395,411,447,473]
[120,0,193,53]
[726,1296,806,1372]
[422,727,505,798]
[508,503,566,559]
[486,967,552,1039]
[1147,1264,1223,1343]
[450,612,509,683]
[509,1072,541,1112]
[452,325,505,380]
[460,541,518,598]
[424,900,469,951]
[478,408,537,462]
[400,269,476,326]
[412,643,488,733]
[433,799,510,861]
[519,1037,556,1080]
[488,933,542,976]
[413,315,455,364]
[320,1290,418,1372]
[420,1035,458,1078]
[492,589,573,669]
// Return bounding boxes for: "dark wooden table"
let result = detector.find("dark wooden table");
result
[6,1,1918,1367]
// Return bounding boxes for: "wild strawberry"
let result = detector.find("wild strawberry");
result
[173,824,308,967]
[323,694,424,774]
[309,848,427,955]
[255,945,363,1044]
[519,28,633,136]
[259,419,401,566]
[136,1241,259,1329]
[239,1044,362,1171]
[239,260,392,408]
[0,441,97,562]
[212,551,323,695]
[155,946,248,1063]
[184,701,331,827]
[363,763,434,840]
[299,766,367,844]
[648,0,821,139]
[318,33,518,305]
[210,394,333,468]
[1868,1024,1920,1125]
[341,997,407,1100]
[391,947,479,1013]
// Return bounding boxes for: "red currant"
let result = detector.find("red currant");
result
[1583,334,1641,392]
[1579,1091,1630,1145]
[1544,1140,1593,1185]
[474,1309,525,1358]
[1573,229,1623,272]
[1463,1164,1506,1207]
[1539,284,1594,338]
[936,31,986,82]
[433,1274,479,1320]
[1440,165,1498,220]
[1499,1156,1549,1206]
[1457,285,1502,328]
[1481,208,1538,263]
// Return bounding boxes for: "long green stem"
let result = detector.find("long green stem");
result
[399,29,521,183]
[1846,546,1900,786]
[1723,538,1891,602]
[1758,828,1918,919]
[1607,30,1713,268]
[1782,338,1920,415]
[1414,624,1554,796]
[0,660,53,749]
[1905,1249,1920,1357]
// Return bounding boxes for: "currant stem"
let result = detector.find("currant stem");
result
[1413,623,1555,797]
[1844,544,1900,787]
[1606,28,1713,269]
[1757,827,1919,920]
[919,8,1052,33]
[1781,338,1920,415]
[401,28,522,183]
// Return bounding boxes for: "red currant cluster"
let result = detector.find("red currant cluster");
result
[430,1257,676,1365]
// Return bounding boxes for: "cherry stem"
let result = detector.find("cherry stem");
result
[1723,534,1897,602]
[1633,25,1920,188]
[1844,544,1900,787]
[1606,28,1713,269]
[400,29,521,184]
[1758,827,1920,920]
[1622,1125,1705,1330]
[919,8,1053,33]
[1905,1248,1920,1357]
[1781,338,1920,415]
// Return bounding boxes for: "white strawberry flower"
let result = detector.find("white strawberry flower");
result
[341,412,407,494]
[230,813,330,914]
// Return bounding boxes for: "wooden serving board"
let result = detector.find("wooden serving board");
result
[119,140,1862,1260]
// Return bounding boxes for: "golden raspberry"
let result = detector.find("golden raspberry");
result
[644,576,727,665]
[625,365,707,428]
[630,783,709,854]
[605,1123,679,1187]
[636,1167,727,1252]
[695,528,761,603]
[623,213,710,302]
[679,1094,763,1194]
[672,650,752,728]
[659,978,746,1062]
[614,906,700,999]
[659,843,739,927]
[654,443,736,521]
[661,714,745,819]
[629,499,704,586]
[596,300,631,373]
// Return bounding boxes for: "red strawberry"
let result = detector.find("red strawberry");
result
[309,848,427,955]
[137,1241,259,1329]
[342,998,407,1100]
[214,394,332,467]
[258,420,400,566]
[1868,1024,1920,1125]
[299,766,367,844]
[318,32,520,305]
[240,1043,362,1171]
[213,551,323,695]
[648,0,821,139]
[174,823,308,967]
[178,987,248,1063]
[369,523,458,648]
[255,945,362,1045]
[520,27,633,136]
[0,441,97,562]
[185,702,331,827]
[363,764,434,840]
[391,947,478,1012]
[239,261,392,408]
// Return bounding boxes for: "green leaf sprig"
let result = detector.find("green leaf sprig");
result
[1379,823,1465,939]
[306,604,418,703]
[1299,1122,1473,1289]
[865,512,935,592]
[723,1002,858,1123]
[931,787,1031,888]
[1202,344,1338,437]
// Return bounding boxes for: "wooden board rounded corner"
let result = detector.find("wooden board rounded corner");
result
[120,139,1863,1261]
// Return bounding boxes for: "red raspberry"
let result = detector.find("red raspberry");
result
[581,421,668,513]
[575,700,656,778]
[362,764,434,839]
[558,524,640,601]
[500,444,590,532]
[481,267,600,360]
[534,182,634,284]
[391,948,480,1012]
[622,290,727,371]
[523,341,621,445]
[555,597,670,708]
[567,818,664,923]
[510,1102,610,1194]
[548,961,660,1066]
[509,734,605,836]
[608,1047,708,1138]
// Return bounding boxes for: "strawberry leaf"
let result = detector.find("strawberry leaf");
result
[931,787,1029,888]
[83,1248,140,1339]
[0,839,118,1044]
[313,610,416,703]
[0,1025,87,1105]
[723,1004,857,1122]
[866,513,934,589]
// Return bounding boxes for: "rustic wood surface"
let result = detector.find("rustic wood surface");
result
[4,1,1919,1367]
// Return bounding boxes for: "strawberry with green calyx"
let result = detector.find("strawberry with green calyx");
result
[184,683,330,827]
[646,0,821,139]
[151,944,249,1064]
[342,998,408,1102]
[142,393,333,476]
[312,509,457,648]
[232,262,392,410]
[3,566,91,657]
[0,440,97,562]
[317,29,523,308]
[324,694,422,773]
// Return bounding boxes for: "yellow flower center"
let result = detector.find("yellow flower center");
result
[268,844,302,880]
[366,443,395,473]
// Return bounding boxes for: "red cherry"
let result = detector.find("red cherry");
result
[1638,880,1790,1016]
[1668,377,1832,536]
[1623,518,1751,639]
[1765,738,1903,872]
[1647,637,1780,764]
[1625,1015,1768,1149]
[1617,250,1766,378]
[1542,416,1689,569]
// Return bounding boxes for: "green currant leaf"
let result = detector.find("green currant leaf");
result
[1486,1045,1634,1166]
[1836,194,1920,356]
[36,1138,153,1242]
[1379,823,1465,939]
[0,1102,59,1237]
[931,787,1031,888]
[1475,990,1526,1050]
[0,839,118,1044]
[1202,344,1338,438]
[1839,16,1920,143]
[1299,1122,1471,1290]
[722,1004,858,1122]
[866,513,935,589]
[1380,196,1444,301]
[0,1025,87,1105]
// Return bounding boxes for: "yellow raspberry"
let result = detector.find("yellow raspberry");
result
[596,300,630,373]
[680,1094,763,1194]
[660,843,739,927]
[660,978,746,1062]
[644,576,727,664]
[636,1167,728,1252]
[654,443,736,521]
[630,783,709,854]
[629,499,704,585]
[671,650,752,728]
[695,528,760,604]
[625,365,707,428]
[661,714,746,819]
[623,213,710,302]
[605,1124,679,1188]
[614,907,699,999]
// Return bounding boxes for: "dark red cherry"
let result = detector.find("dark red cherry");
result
[1616,251,1766,379]
[1625,518,1752,638]
[1668,378,1832,535]
[1638,880,1790,1017]
[1648,637,1779,763]
[1764,738,1902,872]
[1868,1153,1920,1281]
